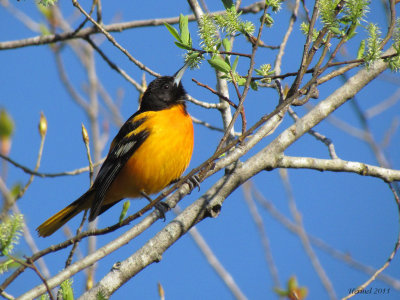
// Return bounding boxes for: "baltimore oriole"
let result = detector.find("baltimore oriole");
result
[37,65,194,237]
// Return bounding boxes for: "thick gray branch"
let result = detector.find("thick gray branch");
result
[277,156,400,182]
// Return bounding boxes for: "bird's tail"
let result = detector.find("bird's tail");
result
[36,190,94,237]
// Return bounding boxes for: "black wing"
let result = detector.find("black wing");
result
[89,113,150,221]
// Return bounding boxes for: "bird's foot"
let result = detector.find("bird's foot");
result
[154,202,170,221]
[141,191,169,221]
[186,174,201,192]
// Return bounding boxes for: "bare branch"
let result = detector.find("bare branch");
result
[274,0,300,75]
[277,156,400,182]
[288,107,338,159]
[242,182,281,289]
[342,183,400,300]
[173,207,248,300]
[0,1,266,50]
[71,0,159,77]
[280,169,337,299]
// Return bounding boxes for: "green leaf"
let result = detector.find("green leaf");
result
[174,42,192,50]
[231,56,239,72]
[208,56,231,73]
[38,0,58,7]
[185,51,203,69]
[274,287,289,297]
[199,14,220,51]
[0,109,14,139]
[215,41,222,51]
[179,14,190,46]
[0,214,23,256]
[0,257,20,275]
[364,23,382,65]
[250,81,258,91]
[224,56,231,67]
[60,279,74,300]
[357,40,365,59]
[346,25,357,40]
[221,0,234,10]
[266,0,283,12]
[237,77,246,85]
[222,38,231,52]
[330,26,343,36]
[262,13,274,27]
[36,1,53,19]
[10,183,22,199]
[119,201,130,223]
[339,16,352,25]
[164,23,181,42]
[39,294,50,300]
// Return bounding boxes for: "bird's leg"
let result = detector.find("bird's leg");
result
[140,191,169,221]
[170,174,201,193]
[187,174,201,191]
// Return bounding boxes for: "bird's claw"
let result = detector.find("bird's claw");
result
[186,174,201,192]
[154,202,170,221]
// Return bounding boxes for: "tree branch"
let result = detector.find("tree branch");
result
[277,156,400,182]
[0,1,265,51]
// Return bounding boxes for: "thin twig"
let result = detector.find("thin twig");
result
[242,182,281,289]
[342,183,400,300]
[301,0,311,23]
[0,290,14,300]
[186,94,223,109]
[97,83,124,127]
[0,152,104,178]
[0,122,46,218]
[0,1,266,50]
[65,123,94,269]
[7,255,54,300]
[0,0,41,32]
[173,206,248,300]
[191,116,241,136]
[96,0,102,24]
[11,205,51,279]
[252,185,400,289]
[53,48,91,112]
[192,78,238,109]
[191,47,252,58]
[72,0,159,77]
[380,0,396,49]
[280,169,337,300]
[365,87,400,119]
[65,211,88,268]
[251,53,397,83]
[17,125,46,198]
[213,3,269,155]
[274,0,300,75]
[229,70,247,136]
[288,107,338,159]
[85,37,142,91]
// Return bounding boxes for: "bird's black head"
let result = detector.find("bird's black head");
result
[139,76,187,112]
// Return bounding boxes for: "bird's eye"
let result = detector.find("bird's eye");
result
[163,84,170,89]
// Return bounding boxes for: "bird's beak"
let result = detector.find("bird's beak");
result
[173,62,189,86]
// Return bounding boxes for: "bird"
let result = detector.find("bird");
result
[37,64,194,237]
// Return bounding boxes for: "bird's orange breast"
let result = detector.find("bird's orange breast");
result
[105,104,194,202]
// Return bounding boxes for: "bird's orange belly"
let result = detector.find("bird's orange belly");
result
[105,106,194,202]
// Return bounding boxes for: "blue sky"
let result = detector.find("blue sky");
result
[1,0,400,299]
